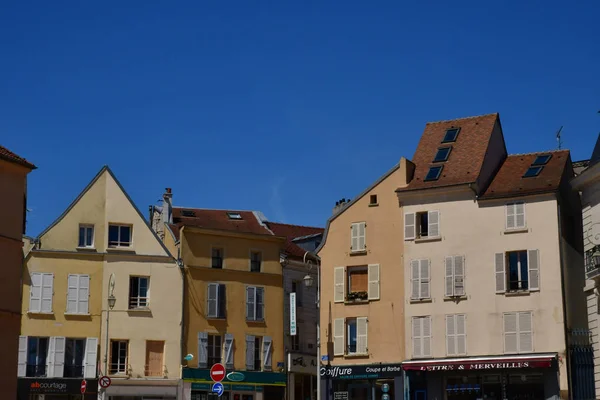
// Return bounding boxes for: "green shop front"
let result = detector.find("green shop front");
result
[183,368,286,400]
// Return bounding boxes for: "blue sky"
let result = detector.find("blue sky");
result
[2,1,599,236]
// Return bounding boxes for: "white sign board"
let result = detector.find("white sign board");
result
[290,292,297,336]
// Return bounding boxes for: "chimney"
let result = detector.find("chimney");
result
[162,188,173,225]
[332,198,350,215]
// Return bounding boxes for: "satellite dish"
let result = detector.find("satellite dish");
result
[184,354,194,361]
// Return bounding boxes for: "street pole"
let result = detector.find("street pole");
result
[316,261,321,400]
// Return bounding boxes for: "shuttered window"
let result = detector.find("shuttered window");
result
[207,283,227,318]
[223,334,234,369]
[506,202,526,230]
[29,272,53,313]
[333,318,344,356]
[367,264,380,300]
[410,259,430,300]
[351,222,366,252]
[334,267,345,303]
[246,286,265,321]
[503,311,533,353]
[496,250,540,293]
[446,314,467,356]
[412,316,432,358]
[406,211,441,240]
[444,256,465,297]
[67,274,90,314]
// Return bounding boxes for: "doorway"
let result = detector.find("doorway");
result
[348,383,371,400]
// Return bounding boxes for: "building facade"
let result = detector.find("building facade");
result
[151,197,288,400]
[0,146,35,400]
[316,158,414,400]
[398,114,587,400]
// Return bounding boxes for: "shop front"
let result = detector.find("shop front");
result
[401,353,560,400]
[183,368,286,400]
[288,353,318,400]
[103,379,179,399]
[319,363,404,400]
[17,378,98,400]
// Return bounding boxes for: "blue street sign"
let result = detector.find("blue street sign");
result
[382,394,390,400]
[321,355,329,362]
[382,384,390,393]
[212,382,224,397]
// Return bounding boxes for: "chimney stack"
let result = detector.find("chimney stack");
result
[162,188,173,225]
[332,198,351,215]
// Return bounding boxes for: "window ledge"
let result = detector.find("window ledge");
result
[107,246,135,253]
[344,353,369,359]
[127,307,151,313]
[503,291,531,297]
[207,316,227,320]
[368,203,379,207]
[349,250,367,256]
[443,296,467,302]
[76,246,97,251]
[27,311,54,315]
[344,299,369,305]
[409,298,432,304]
[503,228,529,235]
[415,236,442,243]
[246,319,266,323]
[64,312,91,316]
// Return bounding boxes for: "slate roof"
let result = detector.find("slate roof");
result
[265,221,323,259]
[0,145,36,169]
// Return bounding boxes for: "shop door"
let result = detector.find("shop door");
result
[348,383,371,400]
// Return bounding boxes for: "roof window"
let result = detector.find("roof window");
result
[424,165,443,181]
[181,210,196,217]
[227,212,243,220]
[442,128,460,143]
[433,147,452,163]
[523,166,543,178]
[532,154,552,166]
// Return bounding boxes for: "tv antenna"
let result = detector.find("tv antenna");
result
[556,126,563,150]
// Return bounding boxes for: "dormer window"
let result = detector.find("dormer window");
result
[433,147,451,163]
[442,128,460,143]
[424,166,443,182]
[227,212,242,220]
[532,154,552,166]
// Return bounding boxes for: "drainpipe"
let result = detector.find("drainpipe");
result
[177,245,186,386]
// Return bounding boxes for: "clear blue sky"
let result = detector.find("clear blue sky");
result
[2,1,599,236]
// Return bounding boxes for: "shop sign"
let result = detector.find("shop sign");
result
[18,378,99,395]
[320,364,404,380]
[403,359,553,372]
[288,353,318,374]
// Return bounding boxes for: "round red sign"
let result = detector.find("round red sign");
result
[210,363,226,382]
[80,380,87,394]
[99,375,112,388]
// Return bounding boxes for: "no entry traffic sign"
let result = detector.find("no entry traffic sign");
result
[80,380,87,394]
[99,375,112,388]
[210,363,226,382]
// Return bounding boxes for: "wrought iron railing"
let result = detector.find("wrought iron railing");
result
[585,246,600,279]
[64,364,84,378]
[26,364,46,377]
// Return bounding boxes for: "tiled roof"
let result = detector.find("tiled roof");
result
[265,221,324,259]
[0,145,36,169]
[480,150,570,199]
[573,159,590,176]
[397,113,499,192]
[169,207,273,240]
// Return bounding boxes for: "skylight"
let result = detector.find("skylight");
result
[227,212,243,220]
[433,147,451,163]
[181,210,196,217]
[442,128,460,143]
[532,154,552,166]
[424,165,443,181]
[523,166,543,178]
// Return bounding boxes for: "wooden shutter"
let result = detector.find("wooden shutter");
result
[428,211,440,237]
[356,317,368,354]
[351,223,359,251]
[419,259,430,299]
[198,332,208,368]
[516,203,525,228]
[207,283,218,318]
[256,287,264,320]
[67,275,78,313]
[368,264,380,300]
[412,318,422,357]
[444,257,454,297]
[518,312,533,352]
[78,275,90,314]
[334,267,345,303]
[29,273,42,312]
[357,222,366,251]
[456,314,466,355]
[41,273,53,313]
[224,334,234,369]
[53,337,66,378]
[495,253,506,293]
[503,313,518,353]
[333,318,344,356]
[446,315,456,355]
[245,335,255,370]
[18,336,27,377]
[404,213,416,240]
[506,203,515,229]
[528,250,540,291]
[246,286,255,320]
[218,284,227,318]
[262,336,272,370]
[84,337,98,378]
[454,256,465,296]
[422,316,432,357]
[411,260,420,299]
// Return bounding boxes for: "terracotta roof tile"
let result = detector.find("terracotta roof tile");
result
[397,113,499,191]
[0,145,36,169]
[480,150,570,199]
[265,222,324,259]
[170,208,273,238]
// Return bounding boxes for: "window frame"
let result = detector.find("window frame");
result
[506,250,529,292]
[505,202,526,230]
[26,336,49,377]
[78,224,95,248]
[211,247,224,269]
[446,314,467,356]
[532,154,552,166]
[253,336,262,371]
[433,147,452,163]
[412,316,432,358]
[424,165,443,181]
[109,339,129,375]
[503,311,533,354]
[207,334,222,366]
[442,127,460,143]
[64,338,86,378]
[246,285,265,322]
[369,194,378,205]
[29,272,54,314]
[108,224,133,248]
[346,317,358,355]
[207,283,227,319]
[346,266,369,301]
[129,276,150,309]
[350,221,367,253]
[66,274,90,315]
[410,259,431,300]
[523,166,543,178]
[250,250,262,273]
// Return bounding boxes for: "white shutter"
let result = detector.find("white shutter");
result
[84,337,98,378]
[208,283,218,318]
[422,316,432,357]
[506,203,515,229]
[446,315,456,355]
[29,273,42,312]
[333,318,344,356]
[411,260,420,299]
[428,211,440,237]
[224,334,234,369]
[334,267,345,303]
[356,317,368,354]
[456,314,466,355]
[503,313,518,353]
[198,332,208,368]
[47,336,56,377]
[246,286,255,320]
[404,213,416,240]
[528,250,540,291]
[79,275,90,314]
[419,259,430,299]
[41,273,54,313]
[18,336,27,377]
[357,222,366,251]
[67,275,78,313]
[262,336,272,370]
[53,337,66,378]
[444,257,454,297]
[495,253,506,293]
[350,223,358,251]
[245,335,255,370]
[516,202,525,228]
[412,318,422,357]
[454,255,465,296]
[518,312,533,352]
[368,264,380,300]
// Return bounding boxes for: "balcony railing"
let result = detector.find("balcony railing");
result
[26,364,46,377]
[64,364,84,378]
[129,296,149,309]
[586,246,600,280]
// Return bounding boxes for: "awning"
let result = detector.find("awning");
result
[402,353,557,371]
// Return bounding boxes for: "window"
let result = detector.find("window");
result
[506,202,526,230]
[291,281,302,307]
[26,337,49,377]
[350,222,366,252]
[212,247,224,269]
[227,212,243,220]
[129,276,149,309]
[245,334,267,371]
[503,311,533,353]
[29,272,53,313]
[444,256,465,297]
[404,211,440,240]
[332,317,367,356]
[67,274,90,314]
[207,335,222,366]
[446,315,466,356]
[207,283,227,318]
[347,267,368,301]
[433,147,451,162]
[145,340,165,377]
[110,340,128,374]
[250,251,262,272]
[410,259,430,300]
[346,318,357,354]
[495,250,540,293]
[254,337,262,370]
[108,224,132,247]
[246,286,264,321]
[369,194,378,205]
[532,154,552,166]
[64,338,85,378]
[412,316,432,358]
[78,225,94,248]
[424,166,443,181]
[442,127,460,143]
[291,326,300,351]
[523,166,543,178]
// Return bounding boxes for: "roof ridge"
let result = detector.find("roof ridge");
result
[507,149,570,157]
[425,113,498,125]
[174,206,257,213]
[266,221,324,230]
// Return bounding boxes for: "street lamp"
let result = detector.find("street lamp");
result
[303,274,314,289]
[302,255,320,400]
[104,274,116,380]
